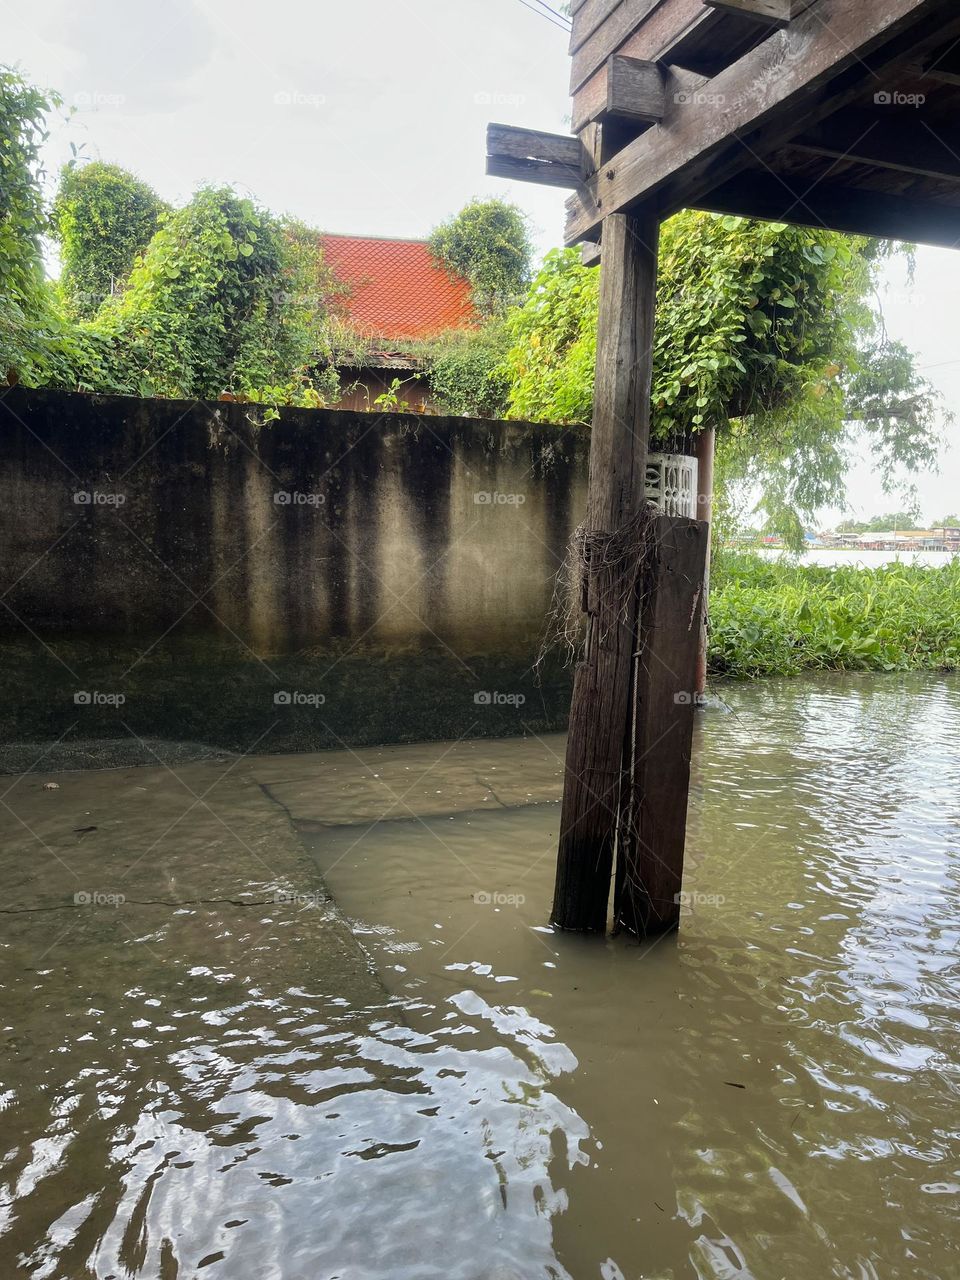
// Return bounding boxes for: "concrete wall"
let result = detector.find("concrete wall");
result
[0,388,588,756]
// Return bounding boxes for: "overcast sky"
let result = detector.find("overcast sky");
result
[8,0,960,525]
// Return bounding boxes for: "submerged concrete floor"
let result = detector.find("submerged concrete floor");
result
[254,732,567,827]
[0,733,569,1277]
[1,729,565,986]
[1,754,382,984]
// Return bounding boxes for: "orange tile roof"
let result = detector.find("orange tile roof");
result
[320,234,478,343]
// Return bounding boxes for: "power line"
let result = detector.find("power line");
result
[519,0,570,34]
[531,0,572,26]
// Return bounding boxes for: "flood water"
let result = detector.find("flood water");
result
[2,673,960,1278]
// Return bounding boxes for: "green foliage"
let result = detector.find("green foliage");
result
[502,249,597,423]
[0,65,92,386]
[503,214,864,431]
[82,189,338,403]
[52,161,168,318]
[415,323,512,418]
[501,214,942,545]
[1,67,338,405]
[709,553,960,677]
[429,199,533,315]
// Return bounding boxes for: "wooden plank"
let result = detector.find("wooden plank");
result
[565,0,952,243]
[692,172,960,248]
[486,124,582,189]
[607,55,667,122]
[792,113,960,183]
[552,209,661,934]
[615,515,708,936]
[705,0,792,25]
[571,0,666,92]
[570,0,624,53]
[486,123,582,166]
[694,428,715,697]
[582,241,602,266]
[486,155,582,188]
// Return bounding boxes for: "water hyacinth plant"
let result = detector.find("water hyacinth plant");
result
[709,555,960,678]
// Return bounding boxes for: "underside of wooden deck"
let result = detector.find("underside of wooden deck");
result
[490,0,960,253]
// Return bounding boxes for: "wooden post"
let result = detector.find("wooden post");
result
[551,209,661,933]
[695,428,715,696]
[615,515,709,936]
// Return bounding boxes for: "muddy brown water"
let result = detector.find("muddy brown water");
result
[2,673,959,1278]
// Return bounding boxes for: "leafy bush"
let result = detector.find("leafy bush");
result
[0,67,94,386]
[416,324,512,418]
[82,188,338,404]
[709,553,960,677]
[503,214,865,432]
[429,199,532,315]
[501,219,941,545]
[52,161,168,318]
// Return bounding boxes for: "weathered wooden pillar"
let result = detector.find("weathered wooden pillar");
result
[695,427,715,696]
[551,209,660,933]
[615,515,708,936]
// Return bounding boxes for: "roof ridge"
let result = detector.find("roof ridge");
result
[320,232,431,245]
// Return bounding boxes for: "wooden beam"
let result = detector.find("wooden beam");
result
[565,0,953,244]
[486,123,582,189]
[486,123,581,166]
[693,172,960,248]
[615,515,708,937]
[574,56,667,130]
[792,113,960,183]
[606,55,667,122]
[923,65,960,85]
[486,155,581,188]
[705,0,792,26]
[569,0,624,54]
[581,241,602,266]
[571,0,666,92]
[552,209,661,934]
[919,34,960,83]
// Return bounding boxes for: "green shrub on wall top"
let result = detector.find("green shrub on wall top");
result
[84,189,340,405]
[52,161,169,319]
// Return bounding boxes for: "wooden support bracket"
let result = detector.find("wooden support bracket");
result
[606,56,667,124]
[486,123,583,189]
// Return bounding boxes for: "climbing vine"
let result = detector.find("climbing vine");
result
[500,212,942,543]
[52,161,168,318]
[429,198,533,315]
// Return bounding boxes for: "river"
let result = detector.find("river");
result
[1,672,958,1278]
[759,548,959,569]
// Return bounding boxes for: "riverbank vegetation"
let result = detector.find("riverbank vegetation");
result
[709,555,960,678]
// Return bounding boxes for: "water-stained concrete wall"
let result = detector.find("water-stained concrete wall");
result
[0,388,588,755]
